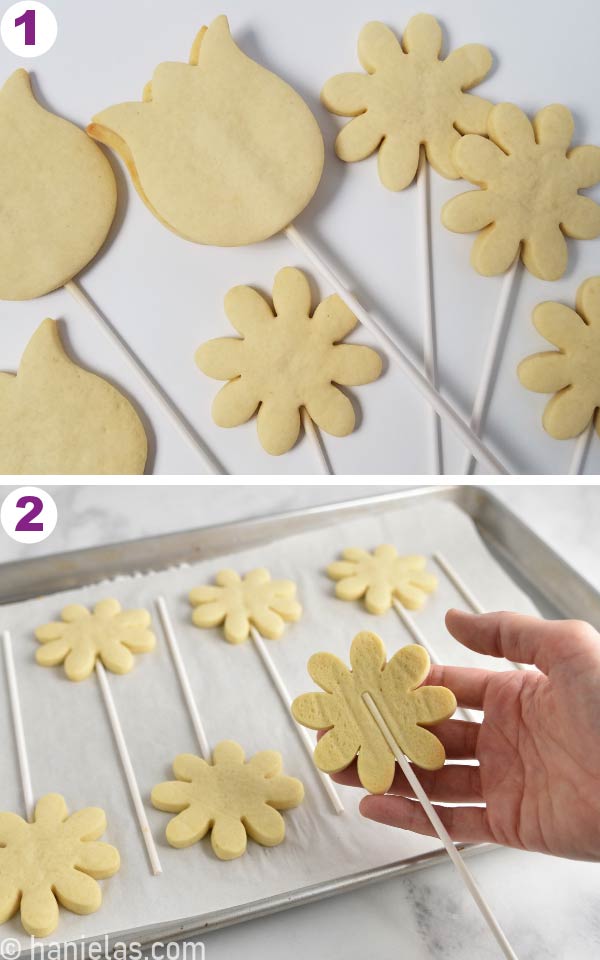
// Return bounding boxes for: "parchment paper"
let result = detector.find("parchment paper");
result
[0,500,540,949]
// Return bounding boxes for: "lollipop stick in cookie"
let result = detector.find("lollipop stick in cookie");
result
[301,409,334,475]
[156,596,210,758]
[417,151,443,474]
[189,569,344,814]
[462,258,521,475]
[0,70,221,476]
[2,629,35,821]
[362,692,518,960]
[569,422,594,475]
[64,281,224,474]
[285,225,507,473]
[89,14,505,474]
[34,599,161,874]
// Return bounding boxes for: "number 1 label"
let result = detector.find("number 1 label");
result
[1,2,57,58]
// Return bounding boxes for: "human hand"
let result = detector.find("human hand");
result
[332,609,600,861]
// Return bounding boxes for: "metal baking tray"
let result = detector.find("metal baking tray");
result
[1,485,599,954]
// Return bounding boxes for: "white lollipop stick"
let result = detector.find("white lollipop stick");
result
[2,630,35,822]
[463,258,521,475]
[569,421,594,475]
[284,224,508,474]
[156,597,210,759]
[433,552,524,671]
[362,692,519,960]
[95,661,162,875]
[301,409,333,474]
[249,626,344,814]
[391,601,476,722]
[417,150,443,474]
[64,279,224,475]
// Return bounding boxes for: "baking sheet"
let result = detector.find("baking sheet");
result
[0,499,540,950]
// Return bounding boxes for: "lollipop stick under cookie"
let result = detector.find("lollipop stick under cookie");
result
[462,258,521,475]
[2,630,35,821]
[249,626,344,814]
[156,596,210,759]
[417,150,443,474]
[433,553,524,671]
[301,409,334,474]
[569,421,594,475]
[362,692,519,960]
[391,601,477,722]
[284,225,507,474]
[64,279,224,475]
[95,661,162,875]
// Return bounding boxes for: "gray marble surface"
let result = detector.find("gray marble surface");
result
[0,484,599,958]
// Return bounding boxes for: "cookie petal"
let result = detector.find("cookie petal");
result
[212,379,260,428]
[305,385,355,438]
[378,136,420,191]
[543,386,594,439]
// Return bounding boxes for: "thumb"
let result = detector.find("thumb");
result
[445,609,595,674]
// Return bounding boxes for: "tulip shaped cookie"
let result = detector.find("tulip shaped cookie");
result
[89,15,324,246]
[35,599,156,681]
[0,320,147,474]
[0,794,120,938]
[0,70,116,301]
[292,632,456,794]
[518,277,600,439]
[442,103,600,279]
[151,741,304,860]
[322,13,492,190]
[327,545,437,614]
[189,568,302,644]
[196,267,382,455]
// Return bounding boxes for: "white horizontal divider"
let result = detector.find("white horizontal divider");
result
[249,626,344,814]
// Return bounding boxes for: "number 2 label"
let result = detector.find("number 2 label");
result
[1,486,57,544]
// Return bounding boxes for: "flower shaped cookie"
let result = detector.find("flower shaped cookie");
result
[0,793,120,937]
[195,267,382,456]
[518,277,600,439]
[442,103,600,280]
[151,741,304,860]
[291,632,456,794]
[327,545,437,614]
[189,568,302,644]
[35,599,156,682]
[321,13,493,190]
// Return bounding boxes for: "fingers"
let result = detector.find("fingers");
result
[360,794,494,844]
[425,663,492,709]
[336,760,482,803]
[445,608,597,674]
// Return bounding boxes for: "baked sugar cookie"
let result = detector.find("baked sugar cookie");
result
[89,15,324,246]
[151,741,304,860]
[35,599,155,681]
[0,320,147,475]
[322,14,492,190]
[518,277,600,439]
[442,103,600,279]
[196,267,382,455]
[189,568,302,644]
[0,794,120,938]
[292,631,456,794]
[327,546,437,614]
[0,70,116,301]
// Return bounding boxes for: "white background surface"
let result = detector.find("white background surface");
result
[1,482,600,958]
[2,0,600,475]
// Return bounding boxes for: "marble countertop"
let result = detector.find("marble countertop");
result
[0,484,598,959]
